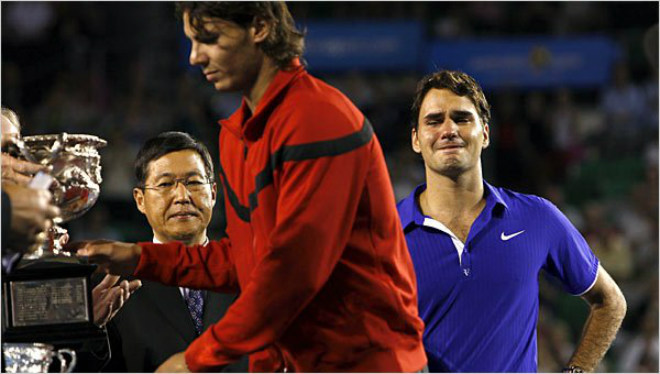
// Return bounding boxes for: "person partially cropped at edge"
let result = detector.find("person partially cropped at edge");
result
[1,107,140,327]
[73,2,426,372]
[397,70,627,372]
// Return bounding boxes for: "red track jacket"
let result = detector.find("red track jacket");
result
[134,60,426,372]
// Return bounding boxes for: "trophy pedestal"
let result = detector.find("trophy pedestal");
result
[2,260,110,372]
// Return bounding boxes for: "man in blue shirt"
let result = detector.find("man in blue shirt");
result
[398,70,627,372]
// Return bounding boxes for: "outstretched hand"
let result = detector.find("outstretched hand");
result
[67,240,143,276]
[92,274,142,327]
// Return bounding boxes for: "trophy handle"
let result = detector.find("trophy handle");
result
[48,133,66,164]
[55,348,77,373]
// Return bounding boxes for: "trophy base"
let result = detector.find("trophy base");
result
[2,260,110,372]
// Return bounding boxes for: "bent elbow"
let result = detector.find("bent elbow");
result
[614,288,627,320]
[603,283,627,322]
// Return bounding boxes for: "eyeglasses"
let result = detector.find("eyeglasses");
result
[142,177,211,194]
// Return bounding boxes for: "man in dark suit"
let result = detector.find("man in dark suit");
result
[104,132,247,372]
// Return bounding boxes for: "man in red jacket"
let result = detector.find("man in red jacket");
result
[76,2,427,372]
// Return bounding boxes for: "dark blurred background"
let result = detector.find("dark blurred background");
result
[2,2,657,371]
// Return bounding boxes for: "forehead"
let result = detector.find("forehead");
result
[183,11,236,39]
[419,88,478,116]
[146,149,207,179]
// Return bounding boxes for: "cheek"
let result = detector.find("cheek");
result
[465,127,484,144]
[196,196,215,216]
[420,132,437,150]
[145,201,168,220]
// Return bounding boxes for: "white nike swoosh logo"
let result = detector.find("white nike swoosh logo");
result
[501,230,525,241]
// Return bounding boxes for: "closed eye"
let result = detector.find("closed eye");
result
[450,111,475,124]
[195,33,219,44]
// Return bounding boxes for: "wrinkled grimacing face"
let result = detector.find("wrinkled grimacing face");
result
[412,88,489,179]
[134,150,216,243]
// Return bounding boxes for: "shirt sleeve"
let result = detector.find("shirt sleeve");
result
[135,238,239,294]
[541,198,599,295]
[183,106,373,371]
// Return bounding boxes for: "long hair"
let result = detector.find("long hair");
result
[176,1,305,69]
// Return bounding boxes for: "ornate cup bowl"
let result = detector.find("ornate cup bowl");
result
[21,133,106,222]
[18,133,107,256]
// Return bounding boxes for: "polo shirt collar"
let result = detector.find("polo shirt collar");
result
[483,181,509,212]
[400,180,509,231]
[399,183,428,231]
[219,58,305,141]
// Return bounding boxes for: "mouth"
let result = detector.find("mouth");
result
[204,70,219,81]
[168,212,200,220]
[436,143,465,152]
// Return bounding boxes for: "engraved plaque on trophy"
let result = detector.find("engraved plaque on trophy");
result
[9,277,89,327]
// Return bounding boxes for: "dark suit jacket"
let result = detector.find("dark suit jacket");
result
[103,280,248,372]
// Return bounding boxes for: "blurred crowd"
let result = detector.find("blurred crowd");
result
[2,2,657,372]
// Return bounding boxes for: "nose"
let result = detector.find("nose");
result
[189,42,208,67]
[439,119,459,140]
[172,181,192,203]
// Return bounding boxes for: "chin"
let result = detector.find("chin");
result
[167,225,202,240]
[168,232,197,242]
[433,161,467,179]
[213,79,238,92]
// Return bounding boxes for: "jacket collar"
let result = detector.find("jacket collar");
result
[219,58,305,141]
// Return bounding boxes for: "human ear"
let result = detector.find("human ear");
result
[411,127,422,154]
[210,182,218,206]
[251,17,271,43]
[133,188,146,215]
[482,123,490,149]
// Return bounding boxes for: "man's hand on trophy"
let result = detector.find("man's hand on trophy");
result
[92,274,142,327]
[1,152,49,186]
[3,182,61,251]
[69,240,143,276]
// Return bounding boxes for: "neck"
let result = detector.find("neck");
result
[153,230,208,246]
[420,163,485,221]
[244,57,279,113]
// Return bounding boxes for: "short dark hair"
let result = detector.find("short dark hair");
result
[176,1,305,69]
[134,131,214,188]
[410,70,491,129]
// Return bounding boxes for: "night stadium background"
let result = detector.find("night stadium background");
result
[2,2,657,371]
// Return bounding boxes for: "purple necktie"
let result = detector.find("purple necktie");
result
[184,289,204,335]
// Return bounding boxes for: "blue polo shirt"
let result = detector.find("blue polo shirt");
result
[397,182,599,372]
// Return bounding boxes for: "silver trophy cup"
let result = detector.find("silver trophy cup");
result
[2,343,77,373]
[2,133,110,370]
[18,133,107,257]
